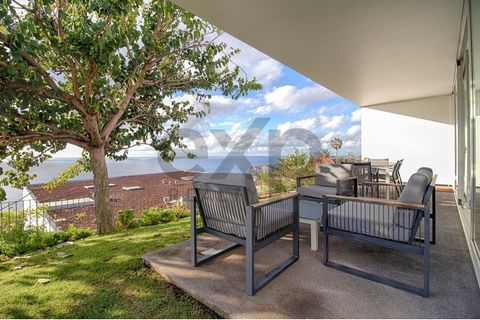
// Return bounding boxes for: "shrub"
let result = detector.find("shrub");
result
[41,231,70,248]
[141,207,177,226]
[0,223,93,257]
[129,219,143,229]
[171,203,189,219]
[0,209,26,233]
[158,209,177,223]
[116,209,135,229]
[275,149,314,181]
[0,239,17,257]
[64,225,94,240]
[141,207,162,226]
[0,223,34,256]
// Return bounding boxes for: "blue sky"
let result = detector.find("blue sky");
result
[55,32,361,158]
[174,32,361,157]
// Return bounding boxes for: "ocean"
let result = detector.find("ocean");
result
[2,156,277,201]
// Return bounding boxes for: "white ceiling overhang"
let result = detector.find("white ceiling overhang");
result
[172,0,463,107]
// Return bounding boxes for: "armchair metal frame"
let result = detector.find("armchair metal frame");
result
[191,183,299,296]
[322,185,434,297]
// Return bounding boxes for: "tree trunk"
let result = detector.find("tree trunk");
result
[90,147,115,234]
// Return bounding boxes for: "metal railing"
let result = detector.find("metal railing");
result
[0,198,58,234]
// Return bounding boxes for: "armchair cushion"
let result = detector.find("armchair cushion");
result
[315,164,353,187]
[398,172,430,203]
[194,172,259,205]
[395,172,430,229]
[417,167,433,182]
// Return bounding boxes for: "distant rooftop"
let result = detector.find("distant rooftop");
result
[27,171,197,230]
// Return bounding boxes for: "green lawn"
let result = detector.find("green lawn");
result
[0,219,217,319]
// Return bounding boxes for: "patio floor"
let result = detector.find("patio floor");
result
[142,192,480,318]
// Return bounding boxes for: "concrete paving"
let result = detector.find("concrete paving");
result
[142,192,480,318]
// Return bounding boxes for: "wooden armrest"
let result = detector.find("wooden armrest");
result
[296,174,316,181]
[296,174,316,188]
[324,194,425,210]
[250,192,298,209]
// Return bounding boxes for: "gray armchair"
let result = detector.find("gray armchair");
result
[323,168,435,297]
[360,167,437,244]
[296,164,357,201]
[191,173,299,296]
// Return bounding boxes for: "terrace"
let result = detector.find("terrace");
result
[143,191,480,318]
[1,0,479,318]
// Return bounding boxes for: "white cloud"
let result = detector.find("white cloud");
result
[251,59,283,87]
[323,115,346,129]
[277,118,317,134]
[252,84,335,115]
[216,33,283,88]
[320,131,338,142]
[343,139,360,148]
[346,124,361,136]
[252,105,273,114]
[171,93,259,129]
[351,109,361,122]
[264,85,334,113]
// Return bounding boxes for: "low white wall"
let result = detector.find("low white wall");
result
[361,95,454,185]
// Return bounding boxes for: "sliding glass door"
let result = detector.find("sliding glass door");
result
[458,0,480,255]
[471,0,480,254]
[456,30,472,212]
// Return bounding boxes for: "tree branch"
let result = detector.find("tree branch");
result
[0,132,88,148]
[0,33,88,116]
[1,108,90,144]
[100,60,151,140]
[19,51,61,91]
[56,0,65,38]
[84,60,97,107]
[2,80,83,111]
[67,58,81,98]
[124,36,133,59]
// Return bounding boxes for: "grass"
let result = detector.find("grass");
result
[0,219,217,319]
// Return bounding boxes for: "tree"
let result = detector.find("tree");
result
[0,0,261,233]
[275,149,313,180]
[330,138,343,157]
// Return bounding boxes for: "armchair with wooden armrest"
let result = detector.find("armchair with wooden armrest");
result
[323,170,435,297]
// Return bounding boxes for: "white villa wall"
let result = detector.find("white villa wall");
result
[361,95,454,185]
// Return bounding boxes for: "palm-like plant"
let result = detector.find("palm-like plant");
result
[330,138,343,157]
